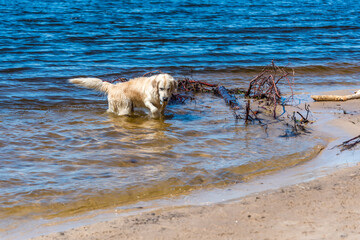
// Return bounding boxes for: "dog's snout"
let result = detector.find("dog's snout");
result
[162,97,169,102]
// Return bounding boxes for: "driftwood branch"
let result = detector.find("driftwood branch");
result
[333,135,360,151]
[311,92,360,102]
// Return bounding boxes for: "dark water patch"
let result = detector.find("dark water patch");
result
[0,67,33,73]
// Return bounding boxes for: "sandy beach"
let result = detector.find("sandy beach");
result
[30,90,360,240]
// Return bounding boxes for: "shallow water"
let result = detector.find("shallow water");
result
[1,0,360,230]
[0,91,325,221]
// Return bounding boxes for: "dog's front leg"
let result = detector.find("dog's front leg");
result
[144,100,160,118]
[160,102,168,114]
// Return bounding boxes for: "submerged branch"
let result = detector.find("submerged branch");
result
[215,86,242,119]
[215,86,241,110]
[170,93,195,104]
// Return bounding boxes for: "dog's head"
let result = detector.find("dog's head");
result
[152,74,177,104]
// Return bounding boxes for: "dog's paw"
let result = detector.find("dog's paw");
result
[150,115,160,119]
[149,108,160,118]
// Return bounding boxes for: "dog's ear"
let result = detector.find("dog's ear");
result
[152,79,157,88]
[151,76,158,89]
[171,80,178,93]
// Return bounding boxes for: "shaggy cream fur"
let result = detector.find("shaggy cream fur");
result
[69,74,177,118]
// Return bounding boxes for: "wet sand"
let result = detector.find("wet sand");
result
[32,90,360,240]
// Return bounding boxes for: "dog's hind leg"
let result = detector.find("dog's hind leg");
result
[117,107,132,116]
[114,100,133,116]
[107,100,117,114]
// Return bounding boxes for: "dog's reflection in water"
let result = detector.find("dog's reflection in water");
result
[105,114,175,151]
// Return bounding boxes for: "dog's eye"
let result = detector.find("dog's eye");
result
[160,88,165,91]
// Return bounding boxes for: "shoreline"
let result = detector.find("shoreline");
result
[12,90,360,240]
[34,162,360,240]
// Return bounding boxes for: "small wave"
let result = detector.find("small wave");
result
[159,62,360,76]
[293,63,360,76]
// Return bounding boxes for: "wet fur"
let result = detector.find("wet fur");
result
[69,74,177,118]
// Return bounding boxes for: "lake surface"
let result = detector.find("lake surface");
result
[1,0,360,233]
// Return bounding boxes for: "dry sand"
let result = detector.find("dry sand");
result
[32,91,360,240]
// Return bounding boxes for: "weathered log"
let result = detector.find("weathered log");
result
[216,86,241,110]
[311,91,360,102]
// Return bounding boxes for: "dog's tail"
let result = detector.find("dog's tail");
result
[68,77,111,93]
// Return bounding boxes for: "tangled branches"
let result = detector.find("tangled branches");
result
[245,61,294,118]
[170,77,218,105]
[177,77,218,93]
[280,104,312,137]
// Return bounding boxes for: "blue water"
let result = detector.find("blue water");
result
[2,1,360,80]
[1,0,360,233]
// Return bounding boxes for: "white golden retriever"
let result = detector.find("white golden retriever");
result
[69,73,177,118]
